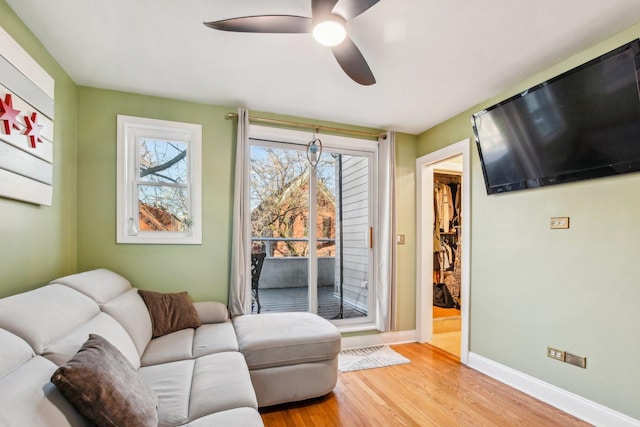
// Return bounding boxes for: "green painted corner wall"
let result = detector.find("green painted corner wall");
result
[417,21,640,419]
[76,88,234,302]
[394,132,418,331]
[0,0,78,297]
[76,87,418,332]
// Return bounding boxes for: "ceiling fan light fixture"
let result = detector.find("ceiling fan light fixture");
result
[313,16,346,47]
[203,0,379,85]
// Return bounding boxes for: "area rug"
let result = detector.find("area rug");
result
[338,345,410,372]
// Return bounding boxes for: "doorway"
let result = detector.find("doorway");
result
[247,125,378,327]
[416,139,470,365]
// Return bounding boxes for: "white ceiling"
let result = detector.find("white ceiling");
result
[6,0,640,134]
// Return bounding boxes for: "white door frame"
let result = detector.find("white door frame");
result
[416,139,471,365]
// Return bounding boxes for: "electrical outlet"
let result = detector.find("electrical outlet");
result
[550,217,570,229]
[547,347,566,361]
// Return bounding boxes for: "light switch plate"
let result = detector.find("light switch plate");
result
[550,217,570,229]
[397,234,405,245]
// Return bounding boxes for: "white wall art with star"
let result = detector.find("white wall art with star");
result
[0,24,54,206]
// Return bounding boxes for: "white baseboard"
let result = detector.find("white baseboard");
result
[468,352,640,427]
[341,330,416,350]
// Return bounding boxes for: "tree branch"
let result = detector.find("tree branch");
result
[140,150,186,178]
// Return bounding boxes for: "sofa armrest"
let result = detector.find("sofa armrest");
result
[193,301,229,324]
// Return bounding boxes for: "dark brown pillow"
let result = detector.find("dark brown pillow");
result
[138,290,202,338]
[51,334,158,427]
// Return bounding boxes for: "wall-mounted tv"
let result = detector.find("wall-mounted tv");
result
[472,39,640,194]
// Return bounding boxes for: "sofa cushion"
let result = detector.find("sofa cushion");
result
[0,356,92,427]
[45,312,141,369]
[141,328,195,367]
[193,301,229,323]
[139,352,257,427]
[189,352,258,419]
[138,359,194,427]
[51,334,158,427]
[51,268,132,304]
[193,321,239,357]
[0,284,99,354]
[140,321,239,366]
[102,288,153,356]
[233,312,341,369]
[139,290,202,338]
[0,328,34,378]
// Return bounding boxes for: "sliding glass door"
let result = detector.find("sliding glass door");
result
[248,127,376,325]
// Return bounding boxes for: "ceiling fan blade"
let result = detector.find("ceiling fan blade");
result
[332,0,380,20]
[312,0,339,19]
[331,37,376,85]
[204,15,312,33]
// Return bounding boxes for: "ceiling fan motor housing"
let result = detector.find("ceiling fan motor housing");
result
[312,14,347,46]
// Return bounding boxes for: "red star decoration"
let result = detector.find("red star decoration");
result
[23,112,44,148]
[0,94,21,135]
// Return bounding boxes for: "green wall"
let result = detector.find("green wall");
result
[394,133,417,331]
[76,87,417,332]
[0,0,78,297]
[76,88,233,302]
[417,22,640,419]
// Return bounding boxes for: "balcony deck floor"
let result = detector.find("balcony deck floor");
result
[253,286,366,320]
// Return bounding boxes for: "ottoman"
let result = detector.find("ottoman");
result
[232,312,341,407]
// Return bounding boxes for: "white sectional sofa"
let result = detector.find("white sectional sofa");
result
[0,269,341,426]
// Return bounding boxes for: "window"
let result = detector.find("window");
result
[117,115,202,244]
[248,125,378,327]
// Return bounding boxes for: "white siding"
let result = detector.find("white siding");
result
[335,155,369,313]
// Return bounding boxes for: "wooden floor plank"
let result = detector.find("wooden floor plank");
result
[260,343,591,426]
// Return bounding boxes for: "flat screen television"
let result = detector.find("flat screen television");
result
[472,39,640,194]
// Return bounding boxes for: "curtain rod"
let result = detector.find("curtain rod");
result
[226,113,386,139]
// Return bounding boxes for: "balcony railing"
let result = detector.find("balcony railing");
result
[250,237,367,319]
[252,237,335,257]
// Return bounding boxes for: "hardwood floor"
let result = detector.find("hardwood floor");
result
[430,331,461,358]
[433,306,461,319]
[432,306,462,357]
[260,343,591,426]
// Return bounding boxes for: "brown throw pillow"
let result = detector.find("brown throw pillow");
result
[51,334,158,427]
[138,290,202,338]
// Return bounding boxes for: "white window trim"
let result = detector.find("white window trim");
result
[116,115,202,244]
[248,125,378,329]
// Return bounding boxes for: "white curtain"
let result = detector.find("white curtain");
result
[228,108,250,316]
[375,131,397,332]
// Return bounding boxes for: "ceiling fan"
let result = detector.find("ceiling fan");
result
[204,0,379,86]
